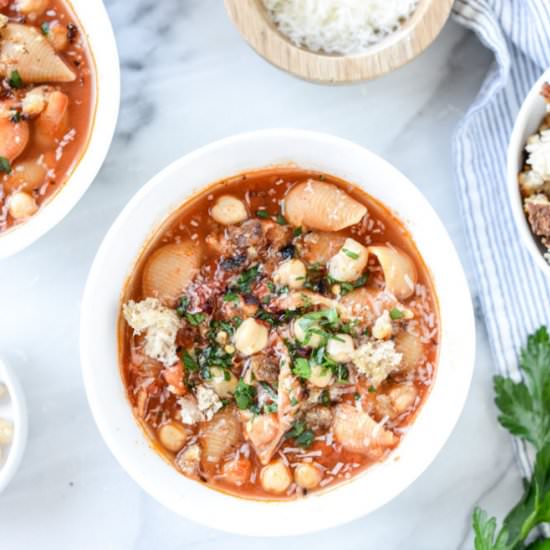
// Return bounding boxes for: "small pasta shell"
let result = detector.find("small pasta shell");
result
[0,24,75,83]
[368,246,418,300]
[142,241,201,307]
[200,407,241,464]
[284,180,366,232]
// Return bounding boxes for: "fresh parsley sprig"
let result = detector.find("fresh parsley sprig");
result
[473,327,550,550]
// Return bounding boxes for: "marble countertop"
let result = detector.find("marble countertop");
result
[0,1,524,548]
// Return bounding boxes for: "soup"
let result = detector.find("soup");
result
[120,168,439,500]
[0,0,95,233]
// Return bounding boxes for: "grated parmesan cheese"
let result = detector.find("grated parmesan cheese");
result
[262,0,418,55]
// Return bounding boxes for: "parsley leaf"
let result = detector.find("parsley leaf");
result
[342,247,359,260]
[0,156,11,174]
[292,357,311,379]
[256,209,269,219]
[472,327,550,550]
[276,213,287,225]
[234,380,256,410]
[390,307,405,320]
[285,420,314,449]
[8,70,23,89]
[494,327,550,451]
[181,350,198,372]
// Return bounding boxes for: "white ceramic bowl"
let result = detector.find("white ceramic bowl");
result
[81,129,475,536]
[0,358,28,493]
[0,0,120,259]
[507,67,550,276]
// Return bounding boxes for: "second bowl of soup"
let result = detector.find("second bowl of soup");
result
[81,129,475,535]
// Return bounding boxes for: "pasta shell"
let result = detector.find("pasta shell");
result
[142,241,201,307]
[333,403,397,457]
[394,330,424,371]
[299,231,347,264]
[284,180,366,232]
[0,24,76,83]
[368,246,417,300]
[200,407,241,464]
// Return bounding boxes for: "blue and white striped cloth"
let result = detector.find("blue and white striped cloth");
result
[452,0,550,488]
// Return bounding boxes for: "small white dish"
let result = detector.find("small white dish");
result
[507,67,550,276]
[0,0,120,259]
[81,129,475,536]
[0,359,28,493]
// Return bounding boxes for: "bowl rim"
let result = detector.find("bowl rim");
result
[81,129,475,536]
[507,67,550,277]
[0,0,120,259]
[0,358,28,494]
[224,0,454,84]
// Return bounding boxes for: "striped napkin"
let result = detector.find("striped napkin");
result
[452,0,550,491]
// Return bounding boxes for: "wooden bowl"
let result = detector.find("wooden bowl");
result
[224,0,454,84]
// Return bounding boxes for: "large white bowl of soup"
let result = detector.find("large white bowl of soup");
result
[0,0,119,258]
[81,129,475,536]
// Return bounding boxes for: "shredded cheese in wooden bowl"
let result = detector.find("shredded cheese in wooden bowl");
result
[262,0,419,55]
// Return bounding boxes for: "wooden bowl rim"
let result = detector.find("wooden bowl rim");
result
[224,0,454,84]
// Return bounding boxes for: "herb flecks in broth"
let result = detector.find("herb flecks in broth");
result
[120,169,439,500]
[0,0,95,233]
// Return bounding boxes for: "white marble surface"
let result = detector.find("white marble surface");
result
[0,1,525,548]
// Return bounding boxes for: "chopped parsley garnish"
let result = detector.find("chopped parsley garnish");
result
[320,389,331,405]
[293,226,303,237]
[390,307,405,320]
[175,296,190,317]
[342,248,360,260]
[234,379,256,410]
[334,364,349,383]
[223,292,240,303]
[8,70,23,89]
[236,265,260,293]
[10,111,21,123]
[263,402,278,414]
[185,311,206,326]
[330,274,368,296]
[256,209,269,219]
[40,22,50,35]
[368,385,376,393]
[276,213,287,225]
[181,350,198,372]
[0,156,11,174]
[292,357,311,379]
[285,420,314,449]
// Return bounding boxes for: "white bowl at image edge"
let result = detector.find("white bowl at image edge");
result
[0,359,28,494]
[0,0,120,259]
[81,129,476,536]
[507,67,550,277]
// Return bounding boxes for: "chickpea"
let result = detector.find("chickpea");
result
[309,364,334,388]
[294,462,323,490]
[292,317,323,348]
[328,238,368,282]
[207,366,238,398]
[0,417,13,445]
[8,192,38,219]
[234,318,269,356]
[273,259,306,289]
[5,161,47,193]
[326,334,355,363]
[260,460,292,494]
[211,195,248,225]
[158,421,190,453]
